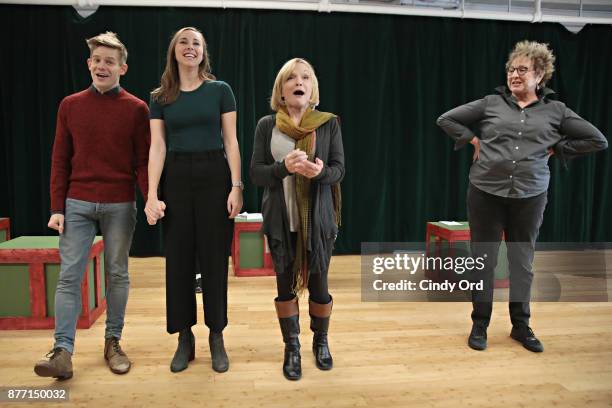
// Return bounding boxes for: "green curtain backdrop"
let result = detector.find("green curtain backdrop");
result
[0,5,610,255]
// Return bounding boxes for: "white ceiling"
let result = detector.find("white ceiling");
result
[3,0,612,31]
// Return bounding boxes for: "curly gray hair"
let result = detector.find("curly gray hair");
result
[506,40,556,87]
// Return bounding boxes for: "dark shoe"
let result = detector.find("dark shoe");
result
[309,297,333,370]
[104,337,131,374]
[275,297,301,381]
[209,331,229,373]
[468,325,487,351]
[34,348,73,380]
[510,325,544,352]
[170,328,195,372]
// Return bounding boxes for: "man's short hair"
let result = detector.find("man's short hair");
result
[86,31,128,64]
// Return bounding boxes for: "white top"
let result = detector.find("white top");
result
[271,127,300,232]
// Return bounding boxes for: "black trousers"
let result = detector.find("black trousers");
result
[467,184,547,328]
[275,233,331,305]
[162,150,233,334]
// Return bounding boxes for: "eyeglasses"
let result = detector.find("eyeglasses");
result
[506,66,532,76]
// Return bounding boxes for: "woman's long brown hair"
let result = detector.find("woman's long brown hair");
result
[151,27,215,105]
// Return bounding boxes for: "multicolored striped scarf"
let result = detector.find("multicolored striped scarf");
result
[276,107,340,295]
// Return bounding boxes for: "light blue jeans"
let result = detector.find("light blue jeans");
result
[54,198,136,354]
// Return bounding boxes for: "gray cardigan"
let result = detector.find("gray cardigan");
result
[250,114,345,275]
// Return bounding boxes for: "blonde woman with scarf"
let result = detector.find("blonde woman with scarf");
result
[250,58,345,381]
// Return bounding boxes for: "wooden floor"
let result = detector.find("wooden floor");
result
[1,255,612,408]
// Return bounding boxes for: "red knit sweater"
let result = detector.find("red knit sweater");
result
[50,87,150,213]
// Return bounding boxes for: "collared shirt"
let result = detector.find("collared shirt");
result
[437,86,608,198]
[89,84,122,95]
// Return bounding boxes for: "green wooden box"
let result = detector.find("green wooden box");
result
[0,236,106,330]
[426,222,509,288]
[231,217,274,276]
[0,218,10,243]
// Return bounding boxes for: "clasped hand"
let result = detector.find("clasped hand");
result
[145,197,166,225]
[284,149,323,179]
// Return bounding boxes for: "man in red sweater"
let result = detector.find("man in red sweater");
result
[34,32,150,380]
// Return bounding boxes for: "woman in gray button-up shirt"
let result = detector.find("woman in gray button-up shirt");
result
[437,40,607,354]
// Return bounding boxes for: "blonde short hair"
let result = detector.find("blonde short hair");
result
[270,58,320,111]
[506,40,556,87]
[86,31,128,65]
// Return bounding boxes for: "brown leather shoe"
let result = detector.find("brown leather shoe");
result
[34,348,73,380]
[104,337,131,374]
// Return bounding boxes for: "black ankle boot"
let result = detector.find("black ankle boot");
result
[275,297,301,381]
[209,331,229,373]
[170,328,195,372]
[309,297,333,370]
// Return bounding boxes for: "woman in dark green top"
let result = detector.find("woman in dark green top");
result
[145,26,243,374]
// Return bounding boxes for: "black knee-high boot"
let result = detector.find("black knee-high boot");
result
[309,296,333,370]
[275,297,301,380]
